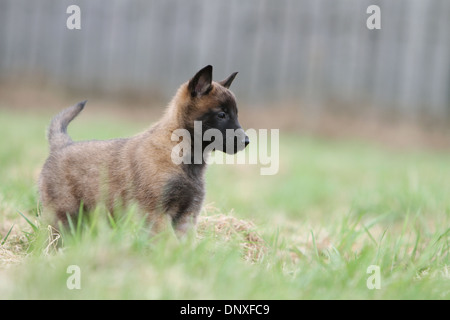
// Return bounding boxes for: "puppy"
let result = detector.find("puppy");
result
[38,65,249,237]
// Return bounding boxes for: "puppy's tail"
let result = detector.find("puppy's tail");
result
[47,100,87,152]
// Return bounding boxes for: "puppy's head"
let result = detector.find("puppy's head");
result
[178,65,249,155]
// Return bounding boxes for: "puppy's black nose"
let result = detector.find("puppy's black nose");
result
[244,135,250,147]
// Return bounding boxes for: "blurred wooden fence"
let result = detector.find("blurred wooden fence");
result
[0,0,449,118]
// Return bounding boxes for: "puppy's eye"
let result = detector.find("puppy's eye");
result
[217,112,226,119]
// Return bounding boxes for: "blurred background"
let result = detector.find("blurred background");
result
[0,0,449,146]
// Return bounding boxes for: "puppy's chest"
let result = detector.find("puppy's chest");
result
[161,174,205,215]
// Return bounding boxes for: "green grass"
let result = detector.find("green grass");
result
[0,108,448,299]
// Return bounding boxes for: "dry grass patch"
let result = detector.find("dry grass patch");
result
[198,210,267,263]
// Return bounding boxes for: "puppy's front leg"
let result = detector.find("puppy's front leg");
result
[146,212,172,236]
[171,212,198,239]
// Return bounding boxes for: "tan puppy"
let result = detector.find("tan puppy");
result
[38,65,249,237]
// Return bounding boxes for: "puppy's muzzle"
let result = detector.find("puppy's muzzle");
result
[244,135,250,147]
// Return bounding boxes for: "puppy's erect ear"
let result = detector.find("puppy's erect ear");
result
[188,65,213,97]
[219,72,238,89]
